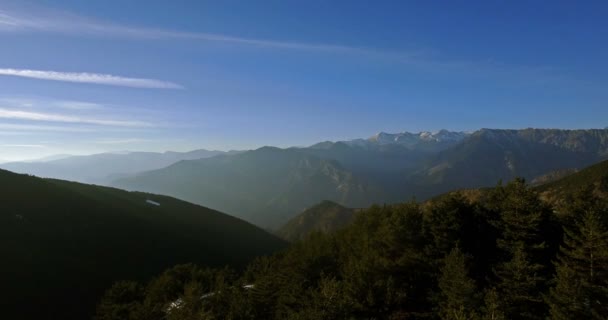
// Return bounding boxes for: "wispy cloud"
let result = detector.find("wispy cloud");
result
[53,101,104,110]
[0,97,104,110]
[0,5,378,55]
[0,144,46,148]
[0,123,102,132]
[0,68,183,89]
[0,4,582,87]
[0,108,151,127]
[95,138,147,144]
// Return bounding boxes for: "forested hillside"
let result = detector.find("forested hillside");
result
[537,159,608,205]
[0,169,286,320]
[277,200,357,242]
[95,174,608,319]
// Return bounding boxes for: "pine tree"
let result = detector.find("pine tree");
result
[490,179,549,319]
[494,244,544,318]
[494,178,547,254]
[436,247,479,320]
[546,210,608,319]
[424,194,474,267]
[481,288,504,320]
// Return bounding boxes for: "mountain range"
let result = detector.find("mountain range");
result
[407,128,608,197]
[113,147,381,228]
[114,128,608,228]
[6,128,608,229]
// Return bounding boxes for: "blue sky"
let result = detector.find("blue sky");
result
[0,0,607,161]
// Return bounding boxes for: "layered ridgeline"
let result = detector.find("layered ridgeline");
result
[112,128,608,229]
[299,130,469,192]
[0,169,286,320]
[277,200,357,242]
[113,147,382,229]
[0,149,232,185]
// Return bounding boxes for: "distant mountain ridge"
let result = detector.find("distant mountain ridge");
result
[311,129,470,150]
[0,149,234,184]
[408,128,608,197]
[23,154,74,162]
[113,147,382,228]
[367,129,470,145]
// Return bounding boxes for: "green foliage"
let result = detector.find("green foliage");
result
[277,200,356,242]
[546,210,608,319]
[481,288,505,320]
[494,245,545,319]
[436,247,480,320]
[488,179,549,319]
[423,193,483,274]
[490,178,548,253]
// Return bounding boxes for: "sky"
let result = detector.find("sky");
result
[0,0,607,161]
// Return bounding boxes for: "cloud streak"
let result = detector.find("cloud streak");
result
[0,123,106,132]
[0,6,376,55]
[0,4,582,88]
[95,138,147,144]
[0,108,151,127]
[0,144,46,148]
[53,101,104,110]
[0,68,183,89]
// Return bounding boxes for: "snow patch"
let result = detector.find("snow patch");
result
[146,199,160,206]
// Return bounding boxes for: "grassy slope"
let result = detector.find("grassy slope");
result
[0,169,286,320]
[536,159,608,205]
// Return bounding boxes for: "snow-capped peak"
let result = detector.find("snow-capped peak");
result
[366,130,469,145]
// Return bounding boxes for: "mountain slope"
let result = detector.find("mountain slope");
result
[410,129,608,197]
[530,168,579,186]
[0,149,229,185]
[277,200,357,242]
[113,147,381,229]
[0,169,286,320]
[296,131,469,203]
